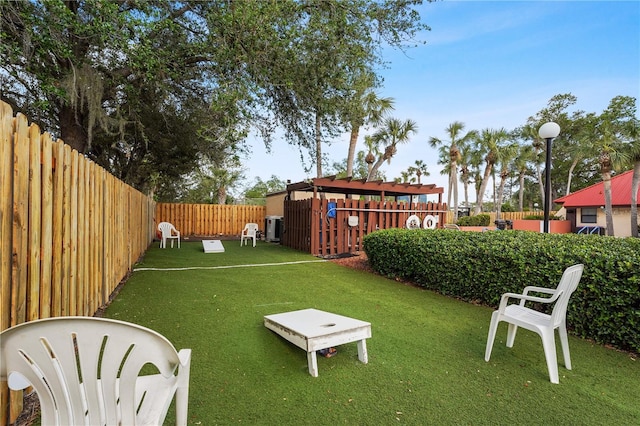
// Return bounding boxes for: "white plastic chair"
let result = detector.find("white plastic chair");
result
[240,223,259,247]
[158,221,180,248]
[0,316,191,425]
[484,264,584,384]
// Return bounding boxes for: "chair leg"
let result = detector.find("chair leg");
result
[506,323,518,348]
[484,312,500,361]
[175,387,189,426]
[540,330,559,384]
[557,324,572,370]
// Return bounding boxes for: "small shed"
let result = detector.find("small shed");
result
[281,176,446,256]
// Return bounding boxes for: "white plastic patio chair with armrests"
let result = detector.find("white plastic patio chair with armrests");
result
[484,263,584,384]
[240,223,259,247]
[0,316,191,425]
[158,221,180,248]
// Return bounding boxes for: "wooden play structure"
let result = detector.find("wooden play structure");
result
[282,176,446,256]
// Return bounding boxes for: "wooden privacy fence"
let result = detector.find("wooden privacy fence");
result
[156,203,266,237]
[284,197,447,256]
[1,101,155,423]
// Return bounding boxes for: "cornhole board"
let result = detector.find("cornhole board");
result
[202,240,225,253]
[264,308,371,377]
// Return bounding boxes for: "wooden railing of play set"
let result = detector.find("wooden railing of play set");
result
[1,101,155,423]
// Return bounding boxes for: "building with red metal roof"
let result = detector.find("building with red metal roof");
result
[554,169,639,237]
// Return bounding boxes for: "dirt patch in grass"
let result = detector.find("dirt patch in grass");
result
[330,251,431,292]
[328,251,372,273]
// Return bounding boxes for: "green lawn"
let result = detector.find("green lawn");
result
[104,241,639,425]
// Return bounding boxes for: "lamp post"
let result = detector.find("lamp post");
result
[538,122,561,233]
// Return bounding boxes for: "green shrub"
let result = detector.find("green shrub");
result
[522,214,563,220]
[456,214,490,226]
[501,203,516,212]
[363,229,640,354]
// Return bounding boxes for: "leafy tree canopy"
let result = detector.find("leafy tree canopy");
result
[243,175,288,205]
[1,0,430,195]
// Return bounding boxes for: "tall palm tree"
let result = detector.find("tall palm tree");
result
[495,141,519,219]
[593,96,635,235]
[519,124,547,204]
[512,144,536,211]
[345,88,394,178]
[367,118,418,181]
[459,144,483,211]
[587,119,629,236]
[408,159,430,184]
[595,126,619,236]
[473,128,509,214]
[428,122,477,220]
[397,170,413,183]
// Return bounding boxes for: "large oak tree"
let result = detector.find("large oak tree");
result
[1,0,429,194]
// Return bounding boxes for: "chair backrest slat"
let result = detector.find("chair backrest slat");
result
[244,223,258,233]
[158,221,178,235]
[1,317,182,425]
[551,264,584,326]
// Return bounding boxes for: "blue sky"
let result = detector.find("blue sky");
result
[243,0,639,201]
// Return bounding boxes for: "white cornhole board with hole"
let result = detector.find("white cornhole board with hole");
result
[264,308,371,377]
[202,240,225,253]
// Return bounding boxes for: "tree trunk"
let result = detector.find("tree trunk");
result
[460,166,470,210]
[474,163,493,215]
[602,171,614,236]
[217,186,227,205]
[565,157,580,196]
[496,172,507,220]
[367,156,386,182]
[537,163,545,204]
[315,112,322,178]
[346,125,359,178]
[463,182,469,210]
[631,161,640,237]
[518,172,525,212]
[450,162,458,221]
[59,104,88,153]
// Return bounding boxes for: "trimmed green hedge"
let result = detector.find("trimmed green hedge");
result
[456,214,490,226]
[523,214,563,220]
[363,229,640,353]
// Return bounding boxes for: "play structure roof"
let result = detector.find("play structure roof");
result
[286,176,444,200]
